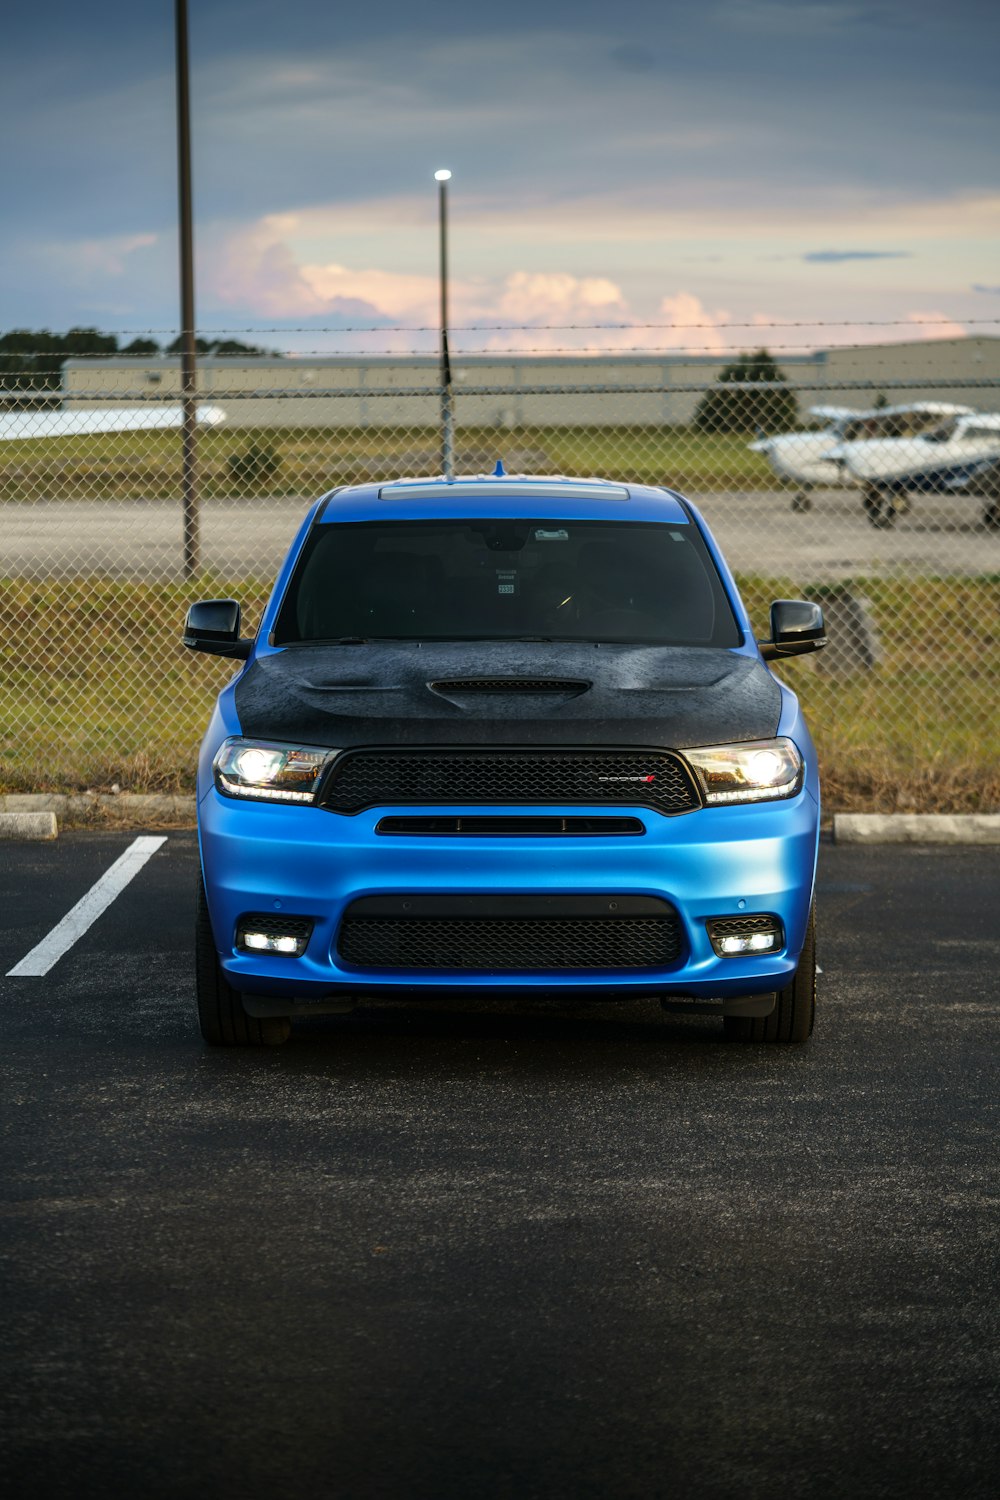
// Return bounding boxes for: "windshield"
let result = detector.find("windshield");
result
[842,411,956,441]
[273,518,741,647]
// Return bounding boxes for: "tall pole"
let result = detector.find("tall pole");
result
[435,170,454,480]
[175,0,199,577]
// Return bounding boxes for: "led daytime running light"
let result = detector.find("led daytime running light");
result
[216,777,316,804]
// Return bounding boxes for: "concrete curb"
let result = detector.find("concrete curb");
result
[0,794,196,832]
[0,811,59,840]
[1,798,997,843]
[834,813,1000,845]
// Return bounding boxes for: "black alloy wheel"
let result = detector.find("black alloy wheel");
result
[195,877,291,1047]
[724,902,816,1044]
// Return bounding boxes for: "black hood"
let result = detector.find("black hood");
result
[233,641,781,749]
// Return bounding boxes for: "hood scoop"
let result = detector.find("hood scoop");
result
[429,678,590,695]
[234,642,782,746]
[428,677,592,713]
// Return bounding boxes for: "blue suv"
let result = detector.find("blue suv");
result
[184,473,826,1047]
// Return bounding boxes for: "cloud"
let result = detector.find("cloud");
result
[212,215,639,351]
[802,250,911,263]
[900,312,968,340]
[481,276,635,353]
[40,231,158,283]
[300,264,439,320]
[972,283,1000,294]
[656,293,733,355]
[210,215,438,322]
[207,216,799,359]
[496,273,627,323]
[714,1,907,37]
[214,211,630,319]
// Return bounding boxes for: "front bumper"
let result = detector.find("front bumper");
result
[198,786,819,1006]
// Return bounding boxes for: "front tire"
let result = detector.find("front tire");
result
[724,903,816,1044]
[196,878,290,1047]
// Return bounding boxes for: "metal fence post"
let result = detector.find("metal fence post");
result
[175,0,199,578]
[436,170,455,479]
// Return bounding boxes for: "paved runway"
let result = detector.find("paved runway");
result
[1,833,997,1499]
[3,487,996,581]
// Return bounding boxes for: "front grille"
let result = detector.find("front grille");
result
[337,895,683,971]
[320,748,700,816]
[375,815,645,836]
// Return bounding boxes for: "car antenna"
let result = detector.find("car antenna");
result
[493,459,506,476]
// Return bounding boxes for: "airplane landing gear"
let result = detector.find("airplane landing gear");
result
[863,484,903,529]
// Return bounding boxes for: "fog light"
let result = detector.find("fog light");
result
[718,931,776,955]
[242,932,301,954]
[706,914,783,958]
[236,914,313,957]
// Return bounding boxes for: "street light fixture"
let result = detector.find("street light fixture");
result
[435,169,454,479]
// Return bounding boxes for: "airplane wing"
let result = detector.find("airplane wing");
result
[0,404,226,440]
[807,405,863,421]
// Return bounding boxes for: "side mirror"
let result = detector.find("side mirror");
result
[758,599,826,662]
[183,599,254,659]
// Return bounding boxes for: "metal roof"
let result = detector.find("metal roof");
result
[377,476,630,501]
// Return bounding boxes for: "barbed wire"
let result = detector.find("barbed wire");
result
[45,346,1000,360]
[8,317,999,339]
[7,376,999,403]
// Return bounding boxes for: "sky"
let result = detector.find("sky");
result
[3,0,999,356]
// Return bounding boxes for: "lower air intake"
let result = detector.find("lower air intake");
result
[337,895,683,971]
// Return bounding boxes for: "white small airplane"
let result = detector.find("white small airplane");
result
[829,410,1000,528]
[749,402,974,511]
[0,404,226,441]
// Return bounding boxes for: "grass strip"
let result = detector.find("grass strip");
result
[0,425,780,500]
[0,572,996,812]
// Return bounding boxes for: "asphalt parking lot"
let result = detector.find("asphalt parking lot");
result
[1,833,998,1500]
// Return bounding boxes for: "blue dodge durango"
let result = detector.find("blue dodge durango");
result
[184,472,827,1047]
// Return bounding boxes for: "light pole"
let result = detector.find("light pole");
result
[175,0,199,577]
[434,169,454,479]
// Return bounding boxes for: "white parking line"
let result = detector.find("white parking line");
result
[6,836,168,978]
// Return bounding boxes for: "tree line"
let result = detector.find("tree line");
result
[0,327,798,433]
[0,328,275,390]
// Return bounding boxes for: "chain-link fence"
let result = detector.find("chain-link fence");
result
[2,334,998,812]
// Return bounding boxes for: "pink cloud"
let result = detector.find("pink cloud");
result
[901,312,968,340]
[496,271,627,322]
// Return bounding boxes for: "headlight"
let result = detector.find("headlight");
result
[213,738,340,804]
[684,738,803,805]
